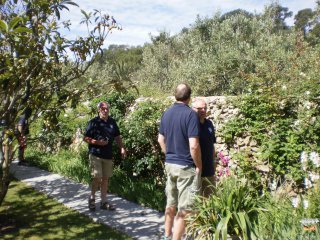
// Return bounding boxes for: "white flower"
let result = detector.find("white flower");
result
[292,197,299,208]
[294,120,300,126]
[300,151,308,170]
[309,172,320,182]
[282,85,287,90]
[310,152,320,167]
[303,200,309,209]
[300,151,308,162]
[300,72,306,77]
[305,91,310,95]
[64,114,68,117]
[304,101,312,109]
[304,178,313,189]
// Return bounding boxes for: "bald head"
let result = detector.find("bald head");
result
[192,98,206,108]
[174,83,192,102]
[192,98,207,122]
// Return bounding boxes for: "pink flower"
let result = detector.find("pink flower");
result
[218,151,224,160]
[225,167,230,176]
[221,157,229,167]
[216,151,233,180]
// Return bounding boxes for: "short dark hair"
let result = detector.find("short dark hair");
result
[97,102,109,109]
[174,83,192,101]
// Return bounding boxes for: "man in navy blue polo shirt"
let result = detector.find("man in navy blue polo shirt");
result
[193,98,216,197]
[84,102,126,211]
[158,83,202,240]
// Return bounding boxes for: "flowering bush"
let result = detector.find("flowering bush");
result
[216,151,232,180]
[300,151,320,189]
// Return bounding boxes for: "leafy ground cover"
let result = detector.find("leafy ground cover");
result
[0,179,132,240]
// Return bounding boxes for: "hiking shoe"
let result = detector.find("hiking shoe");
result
[88,198,96,211]
[100,201,116,210]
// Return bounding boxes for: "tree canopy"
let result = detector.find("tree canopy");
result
[0,0,121,205]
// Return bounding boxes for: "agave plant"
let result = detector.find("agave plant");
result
[187,176,266,240]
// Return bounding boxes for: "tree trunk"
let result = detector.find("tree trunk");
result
[0,141,11,206]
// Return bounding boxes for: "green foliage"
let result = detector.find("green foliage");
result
[0,0,121,205]
[187,177,264,239]
[223,93,319,187]
[83,45,143,96]
[294,6,320,45]
[231,151,263,189]
[30,92,136,152]
[89,92,136,121]
[256,190,320,240]
[27,148,91,184]
[133,3,320,98]
[121,99,171,179]
[305,182,320,219]
[256,193,304,239]
[109,167,166,212]
[26,147,165,211]
[188,177,320,239]
[134,31,177,93]
[0,0,120,129]
[30,102,90,152]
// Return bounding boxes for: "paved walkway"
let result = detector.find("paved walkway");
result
[10,161,165,240]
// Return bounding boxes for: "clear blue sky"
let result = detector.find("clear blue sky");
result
[60,0,318,47]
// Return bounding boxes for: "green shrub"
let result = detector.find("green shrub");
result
[120,98,171,180]
[187,176,265,240]
[30,102,91,152]
[257,191,319,240]
[223,93,320,188]
[305,181,320,219]
[256,192,301,239]
[187,176,320,240]
[109,167,166,212]
[89,92,136,122]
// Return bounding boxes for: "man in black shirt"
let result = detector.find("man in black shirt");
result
[84,102,126,211]
[193,98,216,197]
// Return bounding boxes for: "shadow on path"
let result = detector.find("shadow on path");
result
[10,161,164,240]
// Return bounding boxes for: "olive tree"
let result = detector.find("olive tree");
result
[0,0,121,205]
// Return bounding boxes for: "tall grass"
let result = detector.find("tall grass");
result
[186,177,320,240]
[26,148,165,211]
[27,148,91,184]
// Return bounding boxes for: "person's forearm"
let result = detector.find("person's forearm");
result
[189,138,202,171]
[158,134,166,154]
[115,136,126,158]
[83,136,104,145]
[115,136,125,149]
[190,147,202,170]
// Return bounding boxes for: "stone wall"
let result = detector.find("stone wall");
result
[201,96,271,178]
[203,96,238,153]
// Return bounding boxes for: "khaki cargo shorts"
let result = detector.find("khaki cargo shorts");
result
[89,154,113,178]
[165,163,201,212]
